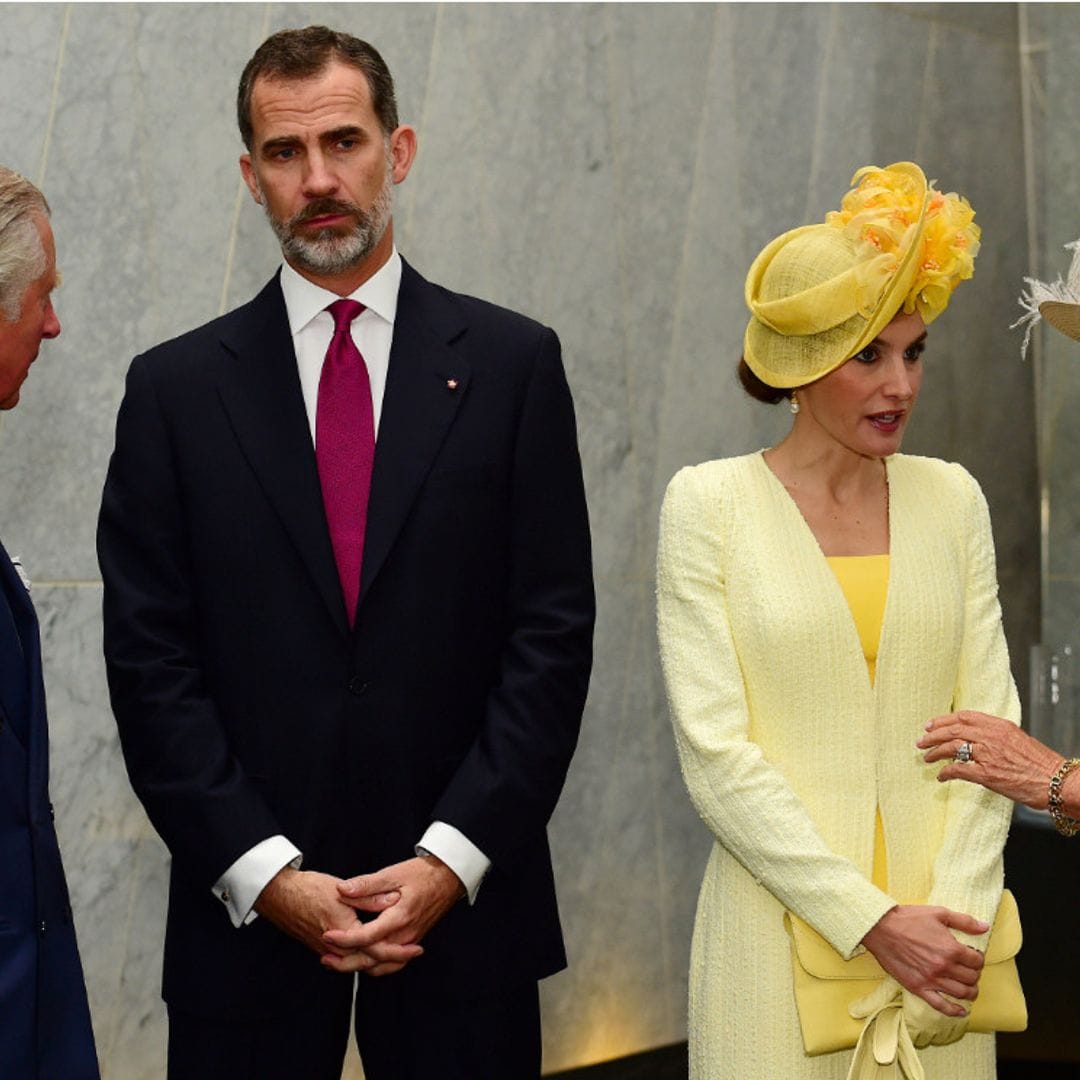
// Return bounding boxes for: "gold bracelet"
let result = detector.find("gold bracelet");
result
[1048,757,1080,837]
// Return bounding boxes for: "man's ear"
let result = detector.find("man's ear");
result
[239,153,263,204]
[389,125,418,185]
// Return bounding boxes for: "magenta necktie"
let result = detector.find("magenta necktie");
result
[316,298,375,626]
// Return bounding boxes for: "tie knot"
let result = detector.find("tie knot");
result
[327,298,365,334]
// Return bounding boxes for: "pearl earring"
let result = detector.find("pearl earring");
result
[789,392,800,415]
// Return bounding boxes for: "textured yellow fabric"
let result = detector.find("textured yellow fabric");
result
[827,555,890,892]
[657,452,1019,1079]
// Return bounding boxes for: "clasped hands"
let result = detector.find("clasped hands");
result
[857,904,989,1047]
[254,855,465,977]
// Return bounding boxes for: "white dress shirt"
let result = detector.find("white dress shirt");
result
[212,250,490,927]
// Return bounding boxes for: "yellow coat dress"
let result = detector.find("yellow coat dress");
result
[656,452,1019,1078]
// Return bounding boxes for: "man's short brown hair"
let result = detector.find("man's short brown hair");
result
[237,26,398,150]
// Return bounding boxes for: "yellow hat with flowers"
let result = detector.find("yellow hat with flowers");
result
[744,162,980,388]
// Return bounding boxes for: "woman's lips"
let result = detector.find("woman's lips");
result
[867,411,904,433]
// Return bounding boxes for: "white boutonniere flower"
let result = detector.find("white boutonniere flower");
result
[10,555,31,592]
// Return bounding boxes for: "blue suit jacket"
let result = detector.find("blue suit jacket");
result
[0,541,98,1079]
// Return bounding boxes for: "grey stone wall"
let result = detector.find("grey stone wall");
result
[1024,6,1080,666]
[0,4,1040,1075]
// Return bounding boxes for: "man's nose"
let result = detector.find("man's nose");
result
[42,302,60,340]
[302,150,338,197]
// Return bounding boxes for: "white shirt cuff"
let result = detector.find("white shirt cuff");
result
[212,835,302,927]
[417,821,490,904]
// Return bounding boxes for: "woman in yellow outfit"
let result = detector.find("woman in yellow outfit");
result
[657,163,1020,1078]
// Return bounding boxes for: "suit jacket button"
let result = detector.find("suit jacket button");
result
[348,676,367,696]
[49,802,55,821]
[40,920,47,936]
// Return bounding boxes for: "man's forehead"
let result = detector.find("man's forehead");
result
[33,214,57,278]
[250,64,377,136]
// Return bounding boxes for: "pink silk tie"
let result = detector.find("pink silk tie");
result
[316,299,375,626]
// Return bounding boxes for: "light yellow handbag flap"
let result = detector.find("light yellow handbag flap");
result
[784,912,883,980]
[983,888,1021,964]
[786,888,1021,975]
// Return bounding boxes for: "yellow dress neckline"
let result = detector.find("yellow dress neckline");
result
[827,555,890,892]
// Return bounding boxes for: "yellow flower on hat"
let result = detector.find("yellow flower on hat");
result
[910,192,980,323]
[826,165,980,326]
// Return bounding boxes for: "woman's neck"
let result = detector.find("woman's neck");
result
[764,430,885,502]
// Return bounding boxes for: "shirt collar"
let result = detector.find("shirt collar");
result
[279,247,402,336]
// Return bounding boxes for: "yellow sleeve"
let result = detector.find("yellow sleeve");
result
[657,465,894,958]
[927,466,1018,944]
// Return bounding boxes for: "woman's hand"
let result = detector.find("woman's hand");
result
[918,710,1063,809]
[860,904,988,1016]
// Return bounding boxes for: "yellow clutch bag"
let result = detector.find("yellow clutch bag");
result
[783,889,1028,1055]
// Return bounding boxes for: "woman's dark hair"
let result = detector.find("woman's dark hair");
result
[737,357,792,405]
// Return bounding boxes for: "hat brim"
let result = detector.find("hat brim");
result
[743,163,930,389]
[1040,300,1080,343]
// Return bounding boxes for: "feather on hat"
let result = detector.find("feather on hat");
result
[1013,239,1080,356]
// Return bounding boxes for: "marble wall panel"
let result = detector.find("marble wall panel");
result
[2,6,158,580]
[33,584,170,1079]
[0,4,67,181]
[0,4,1047,1076]
[1028,5,1080,744]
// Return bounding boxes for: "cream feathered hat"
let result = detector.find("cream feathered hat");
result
[1013,239,1080,356]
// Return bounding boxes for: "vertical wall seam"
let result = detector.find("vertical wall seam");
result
[1018,3,1049,631]
[220,3,272,315]
[36,2,72,188]
[914,19,939,164]
[802,4,838,224]
[129,5,161,342]
[650,4,725,507]
[603,3,640,575]
[400,3,444,257]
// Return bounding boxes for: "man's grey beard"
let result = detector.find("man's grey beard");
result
[263,164,394,275]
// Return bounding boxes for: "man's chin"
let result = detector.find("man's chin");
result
[286,239,374,276]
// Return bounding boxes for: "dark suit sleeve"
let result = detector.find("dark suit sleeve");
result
[97,357,282,886]
[431,328,594,871]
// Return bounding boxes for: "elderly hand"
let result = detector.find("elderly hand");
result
[320,854,465,977]
[917,710,1064,809]
[860,904,988,1017]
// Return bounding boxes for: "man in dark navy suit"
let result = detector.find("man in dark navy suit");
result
[0,166,99,1079]
[98,27,594,1080]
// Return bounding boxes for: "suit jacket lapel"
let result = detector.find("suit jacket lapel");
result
[360,261,470,605]
[215,276,348,634]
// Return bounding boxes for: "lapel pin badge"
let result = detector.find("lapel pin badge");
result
[446,378,459,391]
